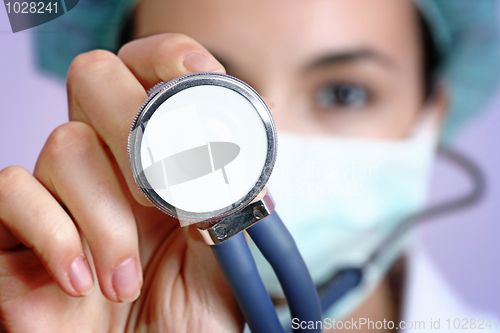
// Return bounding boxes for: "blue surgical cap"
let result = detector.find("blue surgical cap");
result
[34,0,500,142]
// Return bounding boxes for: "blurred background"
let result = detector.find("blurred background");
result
[1,2,499,325]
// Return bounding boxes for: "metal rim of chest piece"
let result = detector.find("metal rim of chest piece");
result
[128,72,277,226]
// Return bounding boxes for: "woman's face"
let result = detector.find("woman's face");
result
[135,0,435,139]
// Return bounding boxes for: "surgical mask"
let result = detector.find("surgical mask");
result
[249,114,439,320]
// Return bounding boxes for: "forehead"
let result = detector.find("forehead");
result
[136,0,420,69]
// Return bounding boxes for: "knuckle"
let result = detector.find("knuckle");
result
[44,122,96,159]
[154,33,196,58]
[118,33,195,61]
[0,166,30,198]
[67,50,120,85]
[151,34,201,79]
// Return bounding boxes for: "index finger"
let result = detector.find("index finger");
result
[118,33,225,89]
[68,33,225,206]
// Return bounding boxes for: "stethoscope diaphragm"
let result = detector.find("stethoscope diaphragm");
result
[128,72,277,226]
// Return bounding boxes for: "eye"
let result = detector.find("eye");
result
[316,83,369,109]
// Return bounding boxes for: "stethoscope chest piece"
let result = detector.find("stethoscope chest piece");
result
[128,72,277,228]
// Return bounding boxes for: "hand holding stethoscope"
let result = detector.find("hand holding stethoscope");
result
[0,34,278,333]
[128,72,322,333]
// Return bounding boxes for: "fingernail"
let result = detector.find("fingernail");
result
[112,257,141,302]
[69,255,94,296]
[268,102,276,111]
[183,53,224,73]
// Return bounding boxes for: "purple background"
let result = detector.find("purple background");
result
[1,8,499,317]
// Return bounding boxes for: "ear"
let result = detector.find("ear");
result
[426,82,449,126]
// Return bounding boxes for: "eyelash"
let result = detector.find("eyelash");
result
[315,82,372,110]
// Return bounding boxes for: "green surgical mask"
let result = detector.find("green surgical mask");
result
[249,114,439,320]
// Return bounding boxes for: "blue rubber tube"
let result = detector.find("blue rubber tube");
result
[247,211,323,333]
[318,268,363,314]
[211,232,284,333]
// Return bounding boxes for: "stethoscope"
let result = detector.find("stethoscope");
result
[128,72,485,333]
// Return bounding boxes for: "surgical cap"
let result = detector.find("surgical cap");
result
[34,0,500,142]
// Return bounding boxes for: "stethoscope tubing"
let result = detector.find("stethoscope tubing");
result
[212,146,485,332]
[317,145,486,315]
[247,211,322,333]
[211,232,285,333]
[212,211,323,333]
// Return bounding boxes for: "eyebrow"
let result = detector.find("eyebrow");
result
[304,49,395,72]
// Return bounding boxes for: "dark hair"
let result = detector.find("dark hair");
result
[418,9,441,101]
[117,11,135,52]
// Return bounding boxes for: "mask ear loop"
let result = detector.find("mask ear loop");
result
[317,145,486,314]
